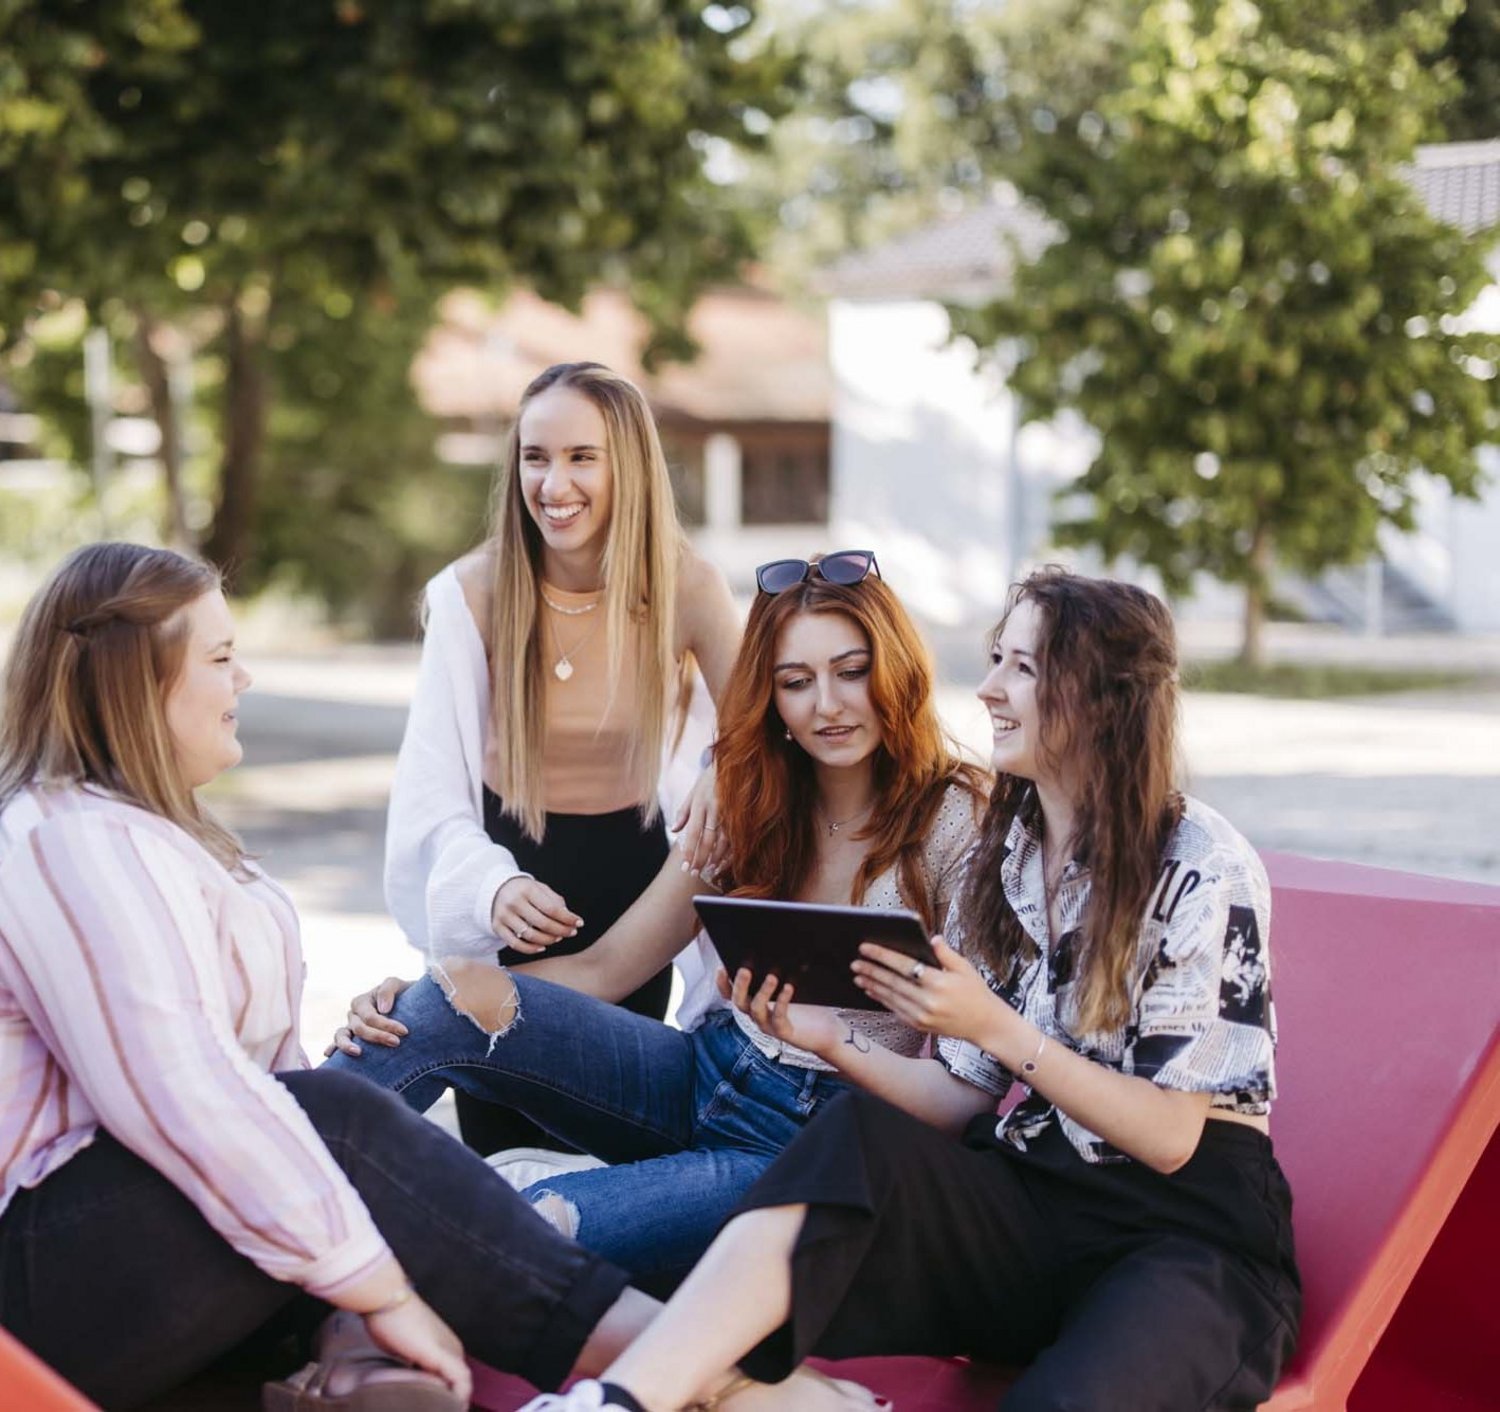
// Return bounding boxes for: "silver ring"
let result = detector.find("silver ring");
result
[909,961,926,983]
[516,924,531,942]
[704,823,719,832]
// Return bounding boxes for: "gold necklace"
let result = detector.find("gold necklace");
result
[817,802,873,838]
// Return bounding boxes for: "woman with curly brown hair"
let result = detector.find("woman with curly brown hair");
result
[526,567,1302,1412]
[326,552,985,1292]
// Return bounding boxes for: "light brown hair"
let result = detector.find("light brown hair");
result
[715,566,985,929]
[959,567,1182,1033]
[484,362,687,840]
[0,541,246,869]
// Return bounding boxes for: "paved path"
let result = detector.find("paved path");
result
[206,642,1500,1057]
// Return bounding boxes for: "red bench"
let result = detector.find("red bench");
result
[472,853,1500,1411]
[6,853,1496,1410]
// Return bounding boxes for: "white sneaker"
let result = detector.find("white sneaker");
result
[517,1379,636,1411]
[485,1145,607,1191]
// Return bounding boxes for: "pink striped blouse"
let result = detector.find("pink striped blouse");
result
[0,784,391,1300]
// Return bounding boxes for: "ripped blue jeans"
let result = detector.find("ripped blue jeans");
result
[321,971,849,1287]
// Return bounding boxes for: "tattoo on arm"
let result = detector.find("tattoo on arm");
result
[844,1024,872,1054]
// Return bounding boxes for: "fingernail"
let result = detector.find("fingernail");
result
[681,861,690,872]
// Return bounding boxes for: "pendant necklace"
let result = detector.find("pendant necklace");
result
[818,802,873,839]
[549,615,599,681]
[541,587,603,681]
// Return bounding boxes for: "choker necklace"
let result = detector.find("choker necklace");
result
[541,590,601,618]
[817,803,873,838]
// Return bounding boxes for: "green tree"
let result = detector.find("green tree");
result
[0,0,790,588]
[1373,0,1500,141]
[955,0,1500,665]
[740,0,1010,282]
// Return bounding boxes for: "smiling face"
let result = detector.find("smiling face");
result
[162,590,252,789]
[518,385,615,572]
[977,595,1054,784]
[772,610,882,771]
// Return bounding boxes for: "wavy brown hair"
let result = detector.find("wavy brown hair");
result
[959,567,1182,1034]
[0,542,246,870]
[484,361,688,840]
[715,567,985,928]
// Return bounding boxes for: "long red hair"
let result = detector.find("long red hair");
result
[715,569,984,928]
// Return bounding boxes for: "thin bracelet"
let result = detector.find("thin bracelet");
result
[1020,1032,1047,1080]
[360,1282,414,1318]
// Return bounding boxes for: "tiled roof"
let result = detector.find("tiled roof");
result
[821,191,1056,300]
[413,284,829,425]
[1409,140,1500,236]
[825,142,1500,302]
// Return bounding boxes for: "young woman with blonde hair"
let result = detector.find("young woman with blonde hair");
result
[386,360,740,1151]
[329,554,985,1290]
[0,542,672,1410]
[517,567,1301,1412]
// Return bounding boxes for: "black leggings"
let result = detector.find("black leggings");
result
[735,1089,1301,1412]
[0,1069,630,1410]
[458,795,670,1155]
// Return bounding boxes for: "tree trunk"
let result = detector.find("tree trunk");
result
[1238,520,1272,670]
[201,295,267,584]
[133,308,191,552]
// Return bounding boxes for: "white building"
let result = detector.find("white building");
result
[824,140,1500,635]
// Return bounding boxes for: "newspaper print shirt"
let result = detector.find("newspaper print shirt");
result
[937,792,1277,1165]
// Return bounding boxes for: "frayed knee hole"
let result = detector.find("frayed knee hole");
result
[429,955,520,1050]
[529,1190,580,1240]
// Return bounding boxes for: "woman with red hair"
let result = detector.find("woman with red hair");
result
[327,552,984,1290]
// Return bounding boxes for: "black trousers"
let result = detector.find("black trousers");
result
[0,1069,630,1410]
[459,795,671,1156]
[735,1089,1302,1412]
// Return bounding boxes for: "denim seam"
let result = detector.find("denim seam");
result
[388,1056,691,1150]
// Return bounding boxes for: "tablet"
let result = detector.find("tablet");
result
[692,896,933,1011]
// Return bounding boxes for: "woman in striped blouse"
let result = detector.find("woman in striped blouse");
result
[0,543,671,1410]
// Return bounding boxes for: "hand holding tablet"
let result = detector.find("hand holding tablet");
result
[691,896,933,1010]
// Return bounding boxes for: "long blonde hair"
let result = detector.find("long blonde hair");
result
[0,542,247,870]
[486,362,687,840]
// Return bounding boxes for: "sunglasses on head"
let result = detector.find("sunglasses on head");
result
[755,550,880,596]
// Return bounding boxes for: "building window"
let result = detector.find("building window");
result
[662,435,707,526]
[741,434,829,525]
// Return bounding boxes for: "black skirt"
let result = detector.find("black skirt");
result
[453,791,670,1155]
[732,1088,1302,1411]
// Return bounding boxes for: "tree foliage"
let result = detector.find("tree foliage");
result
[0,0,790,604]
[1374,0,1500,141]
[954,0,1500,662]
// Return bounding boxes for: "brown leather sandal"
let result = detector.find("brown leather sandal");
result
[261,1311,464,1412]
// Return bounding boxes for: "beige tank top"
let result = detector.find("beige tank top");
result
[482,580,648,815]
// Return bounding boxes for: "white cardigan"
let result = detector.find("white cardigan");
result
[384,565,712,960]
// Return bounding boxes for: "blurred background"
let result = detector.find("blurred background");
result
[2,0,1499,1043]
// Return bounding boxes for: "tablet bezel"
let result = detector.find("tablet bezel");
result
[691,895,933,1011]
